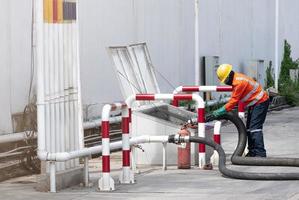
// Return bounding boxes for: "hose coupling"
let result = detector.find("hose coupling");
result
[168,134,190,144]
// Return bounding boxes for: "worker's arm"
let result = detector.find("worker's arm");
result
[212,83,247,118]
[224,84,246,111]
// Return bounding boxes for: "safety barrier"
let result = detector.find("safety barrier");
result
[98,102,127,191]
[211,121,222,166]
[172,86,245,119]
[120,93,206,183]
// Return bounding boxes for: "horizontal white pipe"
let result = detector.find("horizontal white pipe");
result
[38,135,169,162]
[155,94,174,100]
[0,132,34,144]
[0,116,121,144]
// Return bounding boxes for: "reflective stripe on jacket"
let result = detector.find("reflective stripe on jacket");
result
[225,72,269,111]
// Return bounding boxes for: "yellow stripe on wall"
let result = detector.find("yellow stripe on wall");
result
[57,0,64,23]
[43,0,53,23]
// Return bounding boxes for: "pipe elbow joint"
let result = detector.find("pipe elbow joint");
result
[37,150,48,161]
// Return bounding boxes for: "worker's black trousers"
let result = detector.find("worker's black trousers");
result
[246,99,270,157]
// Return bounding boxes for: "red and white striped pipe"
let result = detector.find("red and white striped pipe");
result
[238,101,246,119]
[210,121,222,166]
[172,85,245,119]
[213,121,221,145]
[172,86,232,107]
[122,93,206,177]
[119,105,134,184]
[98,102,126,191]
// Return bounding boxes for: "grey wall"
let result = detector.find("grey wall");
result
[0,0,32,133]
[1,0,299,132]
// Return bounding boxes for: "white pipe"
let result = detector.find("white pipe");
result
[49,21,56,167]
[0,116,122,144]
[58,22,65,171]
[76,0,84,150]
[194,0,200,85]
[63,22,71,169]
[210,121,222,166]
[54,19,62,171]
[162,143,167,171]
[50,162,56,193]
[0,132,35,144]
[36,0,47,162]
[67,21,75,168]
[38,135,169,162]
[274,0,279,90]
[70,20,78,168]
[43,4,50,172]
[84,156,89,187]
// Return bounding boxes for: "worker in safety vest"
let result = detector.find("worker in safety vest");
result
[212,64,269,157]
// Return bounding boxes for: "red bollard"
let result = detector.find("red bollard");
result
[177,127,191,169]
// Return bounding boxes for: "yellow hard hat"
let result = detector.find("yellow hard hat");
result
[216,64,232,83]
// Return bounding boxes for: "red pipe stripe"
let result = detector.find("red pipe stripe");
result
[101,121,110,138]
[172,99,179,107]
[174,94,193,101]
[238,102,246,112]
[216,86,233,92]
[122,117,129,133]
[136,94,155,100]
[122,150,130,167]
[102,155,110,173]
[197,108,205,123]
[199,144,206,152]
[214,135,221,144]
[182,86,200,92]
[129,108,132,123]
[53,0,58,23]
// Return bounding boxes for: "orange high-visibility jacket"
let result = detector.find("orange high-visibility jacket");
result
[225,72,269,111]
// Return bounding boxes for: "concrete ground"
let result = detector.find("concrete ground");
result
[1,107,299,200]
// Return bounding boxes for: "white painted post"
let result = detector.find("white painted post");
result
[84,156,89,187]
[162,143,167,171]
[49,162,56,193]
[274,0,279,90]
[194,0,200,86]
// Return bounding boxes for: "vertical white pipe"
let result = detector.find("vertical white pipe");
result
[72,18,80,167]
[194,0,200,85]
[58,22,66,171]
[41,0,51,172]
[68,21,75,168]
[36,0,46,166]
[54,19,62,172]
[49,23,56,166]
[84,156,89,187]
[63,21,70,169]
[162,143,167,171]
[50,162,56,193]
[274,0,279,90]
[76,0,84,150]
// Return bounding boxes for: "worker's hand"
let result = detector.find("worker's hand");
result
[212,106,227,118]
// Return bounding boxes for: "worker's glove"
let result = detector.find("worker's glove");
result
[212,106,227,118]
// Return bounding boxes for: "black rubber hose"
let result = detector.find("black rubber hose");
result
[185,136,299,180]
[216,113,299,167]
